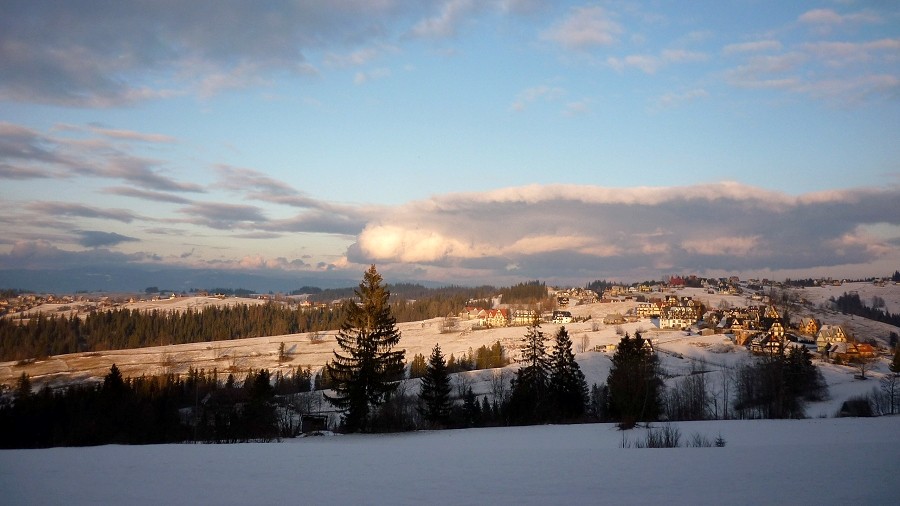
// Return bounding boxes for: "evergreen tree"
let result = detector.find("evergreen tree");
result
[784,345,826,402]
[891,347,900,375]
[241,369,277,441]
[15,372,32,401]
[606,333,662,428]
[548,326,588,421]
[462,387,481,427]
[325,265,405,432]
[508,321,551,424]
[480,395,493,425]
[408,352,427,379]
[418,343,452,428]
[587,383,609,421]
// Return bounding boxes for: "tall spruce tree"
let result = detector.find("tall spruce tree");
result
[548,326,588,421]
[418,343,452,428]
[606,332,662,428]
[508,321,551,424]
[325,265,405,432]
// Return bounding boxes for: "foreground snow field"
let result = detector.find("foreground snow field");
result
[2,417,898,505]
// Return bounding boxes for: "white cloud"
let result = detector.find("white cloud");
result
[723,40,783,55]
[411,0,476,39]
[608,54,660,74]
[608,49,707,75]
[563,99,592,116]
[799,8,880,26]
[324,44,401,74]
[511,85,565,111]
[354,68,392,85]
[542,6,623,50]
[654,88,709,110]
[799,9,845,25]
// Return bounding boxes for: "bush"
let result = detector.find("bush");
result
[634,424,681,448]
[688,432,712,447]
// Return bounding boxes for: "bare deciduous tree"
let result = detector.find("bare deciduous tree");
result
[490,369,509,403]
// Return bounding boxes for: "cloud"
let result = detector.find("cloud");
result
[798,8,880,27]
[324,45,397,68]
[0,122,69,171]
[210,164,371,235]
[354,68,392,85]
[178,202,268,229]
[0,1,431,106]
[723,40,783,55]
[76,230,140,248]
[607,49,707,75]
[563,99,592,116]
[345,183,900,283]
[511,85,565,111]
[267,210,370,236]
[802,39,900,68]
[214,165,298,198]
[86,126,177,144]
[723,38,900,103]
[654,88,709,110]
[542,6,623,50]
[6,182,899,284]
[0,240,147,270]
[101,186,194,205]
[77,155,204,193]
[27,202,138,223]
[411,0,476,39]
[0,122,204,194]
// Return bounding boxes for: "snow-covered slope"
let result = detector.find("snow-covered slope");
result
[2,416,897,505]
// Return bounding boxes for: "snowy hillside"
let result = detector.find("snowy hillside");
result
[2,416,898,505]
[3,284,899,418]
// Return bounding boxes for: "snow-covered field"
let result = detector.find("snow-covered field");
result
[2,416,898,505]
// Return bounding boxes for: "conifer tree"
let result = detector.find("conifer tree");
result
[890,347,900,375]
[462,387,481,427]
[548,326,588,421]
[325,265,405,432]
[606,332,662,428]
[418,343,452,428]
[508,321,551,424]
[409,352,427,379]
[15,372,31,401]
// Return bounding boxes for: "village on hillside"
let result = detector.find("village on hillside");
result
[2,275,898,393]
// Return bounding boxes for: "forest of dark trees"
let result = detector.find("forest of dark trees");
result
[830,292,900,328]
[0,303,346,361]
[0,281,553,362]
[0,365,311,448]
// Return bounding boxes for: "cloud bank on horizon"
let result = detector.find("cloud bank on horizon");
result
[1,1,899,288]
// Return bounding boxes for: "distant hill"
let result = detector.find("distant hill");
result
[0,267,358,294]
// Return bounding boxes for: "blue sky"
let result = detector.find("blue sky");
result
[1,0,899,289]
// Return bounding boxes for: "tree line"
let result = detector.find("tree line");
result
[0,303,345,361]
[830,291,900,328]
[0,282,556,362]
[0,364,317,448]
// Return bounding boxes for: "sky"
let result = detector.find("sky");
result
[1,0,899,290]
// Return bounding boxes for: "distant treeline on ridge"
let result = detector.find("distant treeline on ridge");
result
[0,281,550,362]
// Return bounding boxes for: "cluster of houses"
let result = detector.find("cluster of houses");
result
[628,296,878,361]
[457,306,581,328]
[0,293,104,317]
[551,287,599,307]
